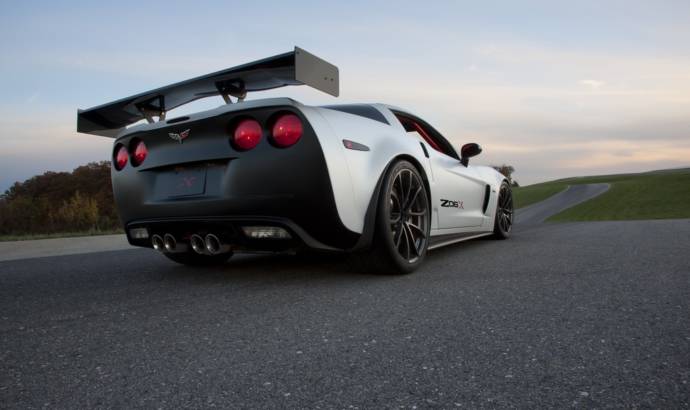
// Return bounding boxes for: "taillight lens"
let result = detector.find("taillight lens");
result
[131,140,148,166]
[271,114,303,147]
[114,145,128,171]
[233,118,262,150]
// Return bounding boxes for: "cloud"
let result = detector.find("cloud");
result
[579,79,605,90]
[0,107,112,192]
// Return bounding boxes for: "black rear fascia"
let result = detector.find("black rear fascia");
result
[112,105,359,250]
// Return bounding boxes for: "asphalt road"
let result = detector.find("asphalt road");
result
[1,187,689,408]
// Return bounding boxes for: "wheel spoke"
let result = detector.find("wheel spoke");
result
[406,221,426,239]
[390,190,402,224]
[403,223,416,258]
[391,189,401,205]
[394,173,404,202]
[400,224,411,259]
[406,170,413,204]
[398,170,409,205]
[394,225,403,248]
[406,222,422,258]
[406,185,422,210]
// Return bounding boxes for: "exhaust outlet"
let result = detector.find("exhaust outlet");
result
[152,234,166,252]
[163,233,188,253]
[190,234,208,254]
[205,234,232,255]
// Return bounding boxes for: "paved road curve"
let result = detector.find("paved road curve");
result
[516,183,610,226]
[0,234,130,262]
[1,196,689,408]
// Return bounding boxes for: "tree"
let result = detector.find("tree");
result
[55,191,100,232]
[0,161,120,235]
[492,164,516,182]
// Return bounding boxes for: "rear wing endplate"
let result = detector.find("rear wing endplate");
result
[77,47,339,137]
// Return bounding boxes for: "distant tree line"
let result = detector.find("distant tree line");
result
[0,162,120,235]
[492,164,519,187]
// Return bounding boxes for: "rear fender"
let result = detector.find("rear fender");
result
[310,106,432,236]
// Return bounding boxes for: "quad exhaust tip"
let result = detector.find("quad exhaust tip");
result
[152,232,229,255]
[190,234,207,254]
[205,234,231,255]
[163,233,188,253]
[151,234,165,252]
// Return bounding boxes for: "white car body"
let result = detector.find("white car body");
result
[301,101,506,248]
[77,47,510,269]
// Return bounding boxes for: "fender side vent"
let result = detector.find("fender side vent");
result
[482,184,491,213]
[419,142,429,158]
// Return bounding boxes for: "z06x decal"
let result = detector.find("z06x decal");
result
[440,199,464,209]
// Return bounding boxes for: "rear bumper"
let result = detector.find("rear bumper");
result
[126,216,346,252]
[112,105,360,251]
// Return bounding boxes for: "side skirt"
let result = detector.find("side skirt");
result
[427,232,493,251]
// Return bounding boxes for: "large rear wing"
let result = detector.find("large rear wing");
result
[77,47,339,137]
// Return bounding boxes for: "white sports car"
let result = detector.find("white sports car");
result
[77,47,513,274]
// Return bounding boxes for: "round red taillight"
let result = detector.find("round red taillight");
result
[131,140,148,166]
[271,114,303,147]
[114,145,128,171]
[233,119,262,150]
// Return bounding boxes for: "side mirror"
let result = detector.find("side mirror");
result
[460,143,482,166]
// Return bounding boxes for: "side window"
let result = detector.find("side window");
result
[394,114,455,158]
[403,125,428,145]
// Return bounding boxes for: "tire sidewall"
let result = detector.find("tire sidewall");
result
[375,160,430,273]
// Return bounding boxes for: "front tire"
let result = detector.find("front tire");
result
[163,251,233,266]
[365,160,431,274]
[493,181,513,239]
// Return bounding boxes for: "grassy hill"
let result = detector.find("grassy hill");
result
[513,168,690,221]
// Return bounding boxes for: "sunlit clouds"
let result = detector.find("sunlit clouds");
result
[579,80,605,90]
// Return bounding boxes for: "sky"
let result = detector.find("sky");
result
[1,0,689,191]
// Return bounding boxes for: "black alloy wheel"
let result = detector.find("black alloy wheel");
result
[361,160,431,275]
[389,167,429,263]
[493,181,513,239]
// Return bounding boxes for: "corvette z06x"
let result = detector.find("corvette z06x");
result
[77,47,513,274]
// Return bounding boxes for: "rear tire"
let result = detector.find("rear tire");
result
[493,181,513,239]
[359,160,431,275]
[163,251,232,266]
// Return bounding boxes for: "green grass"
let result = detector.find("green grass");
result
[513,182,568,209]
[0,229,124,242]
[513,168,690,221]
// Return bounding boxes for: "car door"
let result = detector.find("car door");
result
[393,112,486,229]
[427,149,487,228]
